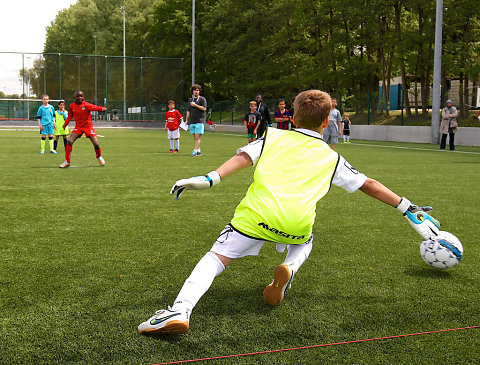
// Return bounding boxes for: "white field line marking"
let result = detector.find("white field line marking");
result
[351,142,480,155]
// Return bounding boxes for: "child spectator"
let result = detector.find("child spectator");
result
[342,114,352,143]
[36,94,56,154]
[274,99,290,130]
[243,101,262,143]
[165,100,183,153]
[53,100,69,151]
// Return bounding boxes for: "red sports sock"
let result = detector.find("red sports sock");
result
[65,144,72,163]
[95,147,101,158]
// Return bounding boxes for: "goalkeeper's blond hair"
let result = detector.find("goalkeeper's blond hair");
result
[293,90,331,129]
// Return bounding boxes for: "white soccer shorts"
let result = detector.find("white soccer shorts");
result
[211,224,312,259]
[167,129,180,139]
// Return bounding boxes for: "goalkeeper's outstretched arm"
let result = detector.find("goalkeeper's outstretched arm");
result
[359,178,440,240]
[216,152,253,179]
[359,178,401,207]
[170,152,253,199]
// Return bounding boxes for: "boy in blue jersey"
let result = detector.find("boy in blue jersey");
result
[138,89,441,335]
[36,94,57,154]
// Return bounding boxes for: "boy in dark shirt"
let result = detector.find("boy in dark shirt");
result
[243,101,262,143]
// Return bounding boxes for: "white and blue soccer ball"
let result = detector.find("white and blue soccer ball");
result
[420,231,463,269]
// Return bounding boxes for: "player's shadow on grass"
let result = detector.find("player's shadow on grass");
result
[403,266,453,279]
[200,285,276,315]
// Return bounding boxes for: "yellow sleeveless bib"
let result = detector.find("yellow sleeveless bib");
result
[231,128,339,244]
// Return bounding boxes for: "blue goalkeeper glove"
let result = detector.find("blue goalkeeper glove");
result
[170,171,221,200]
[396,197,440,240]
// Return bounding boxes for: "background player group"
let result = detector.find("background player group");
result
[243,96,352,145]
[138,89,440,335]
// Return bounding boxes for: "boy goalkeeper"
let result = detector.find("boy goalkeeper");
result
[138,89,441,335]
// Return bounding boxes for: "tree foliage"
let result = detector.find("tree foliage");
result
[39,0,480,109]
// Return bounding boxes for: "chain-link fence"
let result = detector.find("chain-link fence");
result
[0,52,183,121]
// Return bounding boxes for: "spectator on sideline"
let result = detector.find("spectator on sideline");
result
[243,101,262,143]
[342,114,352,143]
[186,84,207,157]
[289,97,296,129]
[323,97,342,150]
[165,100,183,153]
[440,100,458,151]
[274,99,290,130]
[255,94,271,138]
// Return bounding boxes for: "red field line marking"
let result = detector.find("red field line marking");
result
[153,325,480,365]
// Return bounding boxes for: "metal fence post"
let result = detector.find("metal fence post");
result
[367,92,371,125]
[43,56,46,94]
[400,86,404,126]
[105,56,108,110]
[58,53,61,99]
[140,57,143,121]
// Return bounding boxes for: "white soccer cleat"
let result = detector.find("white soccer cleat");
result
[50,150,58,154]
[98,156,106,166]
[263,264,295,306]
[59,161,70,168]
[138,307,190,335]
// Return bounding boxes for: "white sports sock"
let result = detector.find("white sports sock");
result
[283,240,313,272]
[347,136,350,142]
[172,251,225,312]
[169,139,175,149]
[175,139,180,150]
[343,135,347,142]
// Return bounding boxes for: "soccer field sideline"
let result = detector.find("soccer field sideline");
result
[3,127,480,158]
[2,124,480,154]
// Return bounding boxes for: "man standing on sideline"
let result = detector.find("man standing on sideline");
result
[186,84,207,156]
[440,99,458,151]
[323,97,342,150]
[255,94,271,138]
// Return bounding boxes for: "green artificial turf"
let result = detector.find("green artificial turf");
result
[0,128,479,364]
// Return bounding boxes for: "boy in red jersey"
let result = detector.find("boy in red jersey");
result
[165,100,183,153]
[59,90,107,168]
